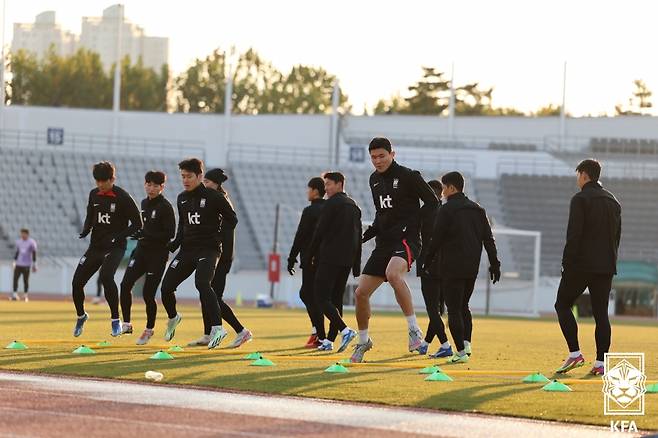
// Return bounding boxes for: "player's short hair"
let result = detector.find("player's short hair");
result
[20,228,29,234]
[368,137,392,153]
[92,161,115,181]
[576,159,601,182]
[323,171,345,186]
[178,158,204,176]
[428,179,442,193]
[441,171,465,192]
[145,170,166,185]
[308,177,325,197]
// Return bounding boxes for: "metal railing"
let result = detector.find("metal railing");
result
[228,142,332,166]
[0,129,206,160]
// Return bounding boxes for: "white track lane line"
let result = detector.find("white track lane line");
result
[0,372,639,438]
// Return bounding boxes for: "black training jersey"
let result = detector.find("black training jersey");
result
[288,198,325,269]
[81,185,142,250]
[137,194,176,251]
[217,187,238,263]
[170,183,237,252]
[363,161,439,246]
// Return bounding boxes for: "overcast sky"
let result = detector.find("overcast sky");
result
[2,0,658,115]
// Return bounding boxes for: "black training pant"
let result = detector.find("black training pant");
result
[314,263,350,342]
[555,270,613,362]
[72,246,125,318]
[300,265,326,340]
[201,261,244,335]
[421,277,448,344]
[120,247,169,329]
[442,277,476,352]
[13,266,30,293]
[160,248,222,326]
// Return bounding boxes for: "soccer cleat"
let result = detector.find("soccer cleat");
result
[417,341,429,355]
[430,345,453,358]
[136,329,154,345]
[350,338,373,363]
[164,314,182,342]
[408,328,424,352]
[337,329,357,353]
[23,293,29,303]
[226,329,253,349]
[447,353,470,364]
[317,340,333,351]
[73,313,89,337]
[208,326,228,349]
[464,343,472,356]
[304,334,320,348]
[187,335,210,347]
[111,320,122,337]
[121,322,133,335]
[589,365,605,376]
[555,354,585,374]
[9,293,18,301]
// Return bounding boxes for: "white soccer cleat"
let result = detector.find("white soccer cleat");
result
[136,329,154,345]
[187,335,211,347]
[208,326,228,350]
[226,329,253,349]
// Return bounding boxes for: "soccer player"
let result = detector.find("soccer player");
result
[416,180,452,358]
[11,228,37,302]
[351,137,439,363]
[72,161,142,338]
[187,168,252,348]
[555,159,621,376]
[119,170,176,345]
[160,158,237,349]
[308,172,361,352]
[423,171,500,364]
[287,177,327,348]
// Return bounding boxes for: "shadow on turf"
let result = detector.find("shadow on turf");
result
[418,381,539,411]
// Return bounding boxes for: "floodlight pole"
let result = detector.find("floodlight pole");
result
[111,5,124,148]
[0,0,6,135]
[447,62,456,139]
[559,61,567,151]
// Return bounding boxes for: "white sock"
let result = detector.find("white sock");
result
[405,314,419,330]
[111,318,120,322]
[441,341,451,349]
[458,350,467,356]
[358,329,369,344]
[211,325,224,332]
[311,326,317,335]
[124,321,132,326]
[421,340,429,347]
[322,339,332,345]
[569,350,581,358]
[341,327,352,336]
[594,360,604,368]
[464,340,470,348]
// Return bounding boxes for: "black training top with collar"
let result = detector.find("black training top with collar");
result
[363,160,439,246]
[170,183,237,253]
[136,194,176,251]
[82,185,142,250]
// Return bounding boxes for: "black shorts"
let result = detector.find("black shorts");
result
[362,239,419,280]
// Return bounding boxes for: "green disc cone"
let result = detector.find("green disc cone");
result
[424,371,453,382]
[325,363,349,373]
[419,365,442,375]
[338,358,351,364]
[542,380,572,392]
[97,341,112,347]
[72,345,96,354]
[168,345,184,352]
[522,373,550,383]
[150,350,174,360]
[250,357,275,367]
[5,340,27,350]
[646,383,658,393]
[244,352,261,360]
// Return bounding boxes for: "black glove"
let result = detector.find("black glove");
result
[79,229,90,239]
[167,241,180,253]
[287,258,296,276]
[489,265,501,284]
[362,226,376,243]
[130,229,144,240]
